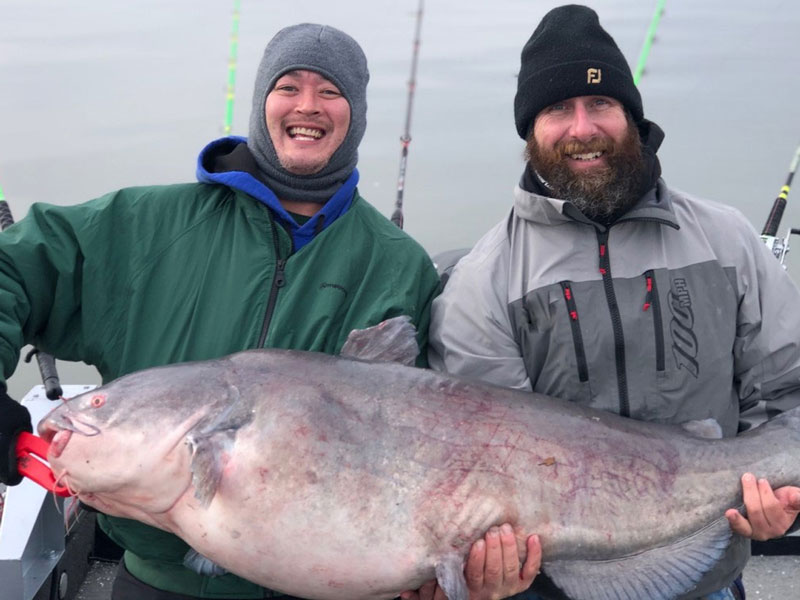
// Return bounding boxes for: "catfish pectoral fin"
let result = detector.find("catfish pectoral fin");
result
[184,548,228,577]
[434,553,468,600]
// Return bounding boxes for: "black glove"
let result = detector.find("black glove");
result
[0,387,32,486]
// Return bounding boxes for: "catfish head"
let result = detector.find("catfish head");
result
[36,368,221,516]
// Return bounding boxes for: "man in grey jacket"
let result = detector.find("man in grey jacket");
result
[427,5,800,600]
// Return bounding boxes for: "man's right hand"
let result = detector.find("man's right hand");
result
[401,524,541,600]
[0,388,33,486]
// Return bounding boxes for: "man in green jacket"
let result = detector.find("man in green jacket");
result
[0,23,440,599]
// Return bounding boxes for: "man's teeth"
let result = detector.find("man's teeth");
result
[569,151,603,160]
[289,126,323,139]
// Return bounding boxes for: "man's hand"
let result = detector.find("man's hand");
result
[0,388,33,486]
[725,473,800,541]
[465,524,540,600]
[401,524,541,600]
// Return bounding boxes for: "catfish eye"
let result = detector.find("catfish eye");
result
[91,395,106,408]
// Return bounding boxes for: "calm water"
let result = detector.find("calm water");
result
[1,0,799,395]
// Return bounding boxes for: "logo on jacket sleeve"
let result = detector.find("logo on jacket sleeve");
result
[668,278,699,377]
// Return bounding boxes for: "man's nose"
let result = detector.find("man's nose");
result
[295,88,320,114]
[567,103,598,140]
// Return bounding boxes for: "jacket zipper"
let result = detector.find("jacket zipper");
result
[642,270,665,372]
[257,219,287,347]
[597,230,630,417]
[559,281,589,382]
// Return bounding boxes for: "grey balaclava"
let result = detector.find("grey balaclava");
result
[247,23,369,203]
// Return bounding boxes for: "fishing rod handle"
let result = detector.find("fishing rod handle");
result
[390,209,404,229]
[25,348,63,400]
[38,353,63,400]
[762,196,787,237]
[0,202,15,231]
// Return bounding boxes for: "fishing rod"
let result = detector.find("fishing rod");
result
[223,0,241,135]
[630,1,800,269]
[391,0,424,230]
[761,143,800,266]
[0,184,63,400]
[633,0,666,85]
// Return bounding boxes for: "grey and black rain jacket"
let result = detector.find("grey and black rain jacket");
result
[429,179,800,598]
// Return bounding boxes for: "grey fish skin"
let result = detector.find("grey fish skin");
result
[37,349,800,600]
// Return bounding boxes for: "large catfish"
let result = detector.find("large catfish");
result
[37,317,800,600]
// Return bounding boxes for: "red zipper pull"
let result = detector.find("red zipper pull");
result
[643,275,653,311]
[563,285,579,320]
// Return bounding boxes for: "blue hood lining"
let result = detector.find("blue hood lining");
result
[196,136,358,251]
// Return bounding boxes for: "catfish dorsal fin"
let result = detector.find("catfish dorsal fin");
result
[340,315,419,366]
[541,516,733,600]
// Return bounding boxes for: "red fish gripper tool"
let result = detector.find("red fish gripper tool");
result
[15,431,72,497]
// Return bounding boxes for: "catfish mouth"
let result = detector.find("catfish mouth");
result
[37,413,101,457]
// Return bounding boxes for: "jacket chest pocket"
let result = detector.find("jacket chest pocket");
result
[519,278,665,397]
[656,268,737,382]
[642,270,666,373]
[516,283,593,401]
[558,281,589,382]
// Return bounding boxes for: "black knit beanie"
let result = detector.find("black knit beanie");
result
[247,23,369,202]
[514,5,643,139]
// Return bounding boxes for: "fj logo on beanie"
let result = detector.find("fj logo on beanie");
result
[587,68,602,84]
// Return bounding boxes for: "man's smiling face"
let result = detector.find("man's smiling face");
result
[526,95,646,220]
[265,69,351,175]
[531,95,629,173]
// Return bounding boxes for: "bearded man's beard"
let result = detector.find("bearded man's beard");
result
[525,122,646,221]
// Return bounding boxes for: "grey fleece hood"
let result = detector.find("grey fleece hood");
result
[247,23,369,202]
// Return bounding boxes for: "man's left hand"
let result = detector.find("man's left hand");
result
[725,473,800,540]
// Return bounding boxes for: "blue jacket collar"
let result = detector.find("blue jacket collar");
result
[196,136,358,251]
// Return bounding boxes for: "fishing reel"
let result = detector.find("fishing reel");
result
[761,145,800,268]
[762,228,800,267]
